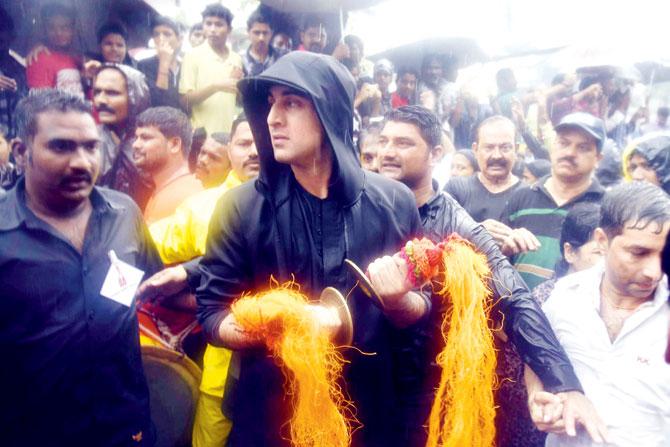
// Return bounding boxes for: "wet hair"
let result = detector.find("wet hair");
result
[230,112,249,140]
[210,132,230,146]
[136,106,193,156]
[600,182,670,238]
[555,202,601,277]
[247,9,271,30]
[96,21,128,44]
[152,15,181,36]
[454,149,479,172]
[397,66,419,80]
[385,105,442,149]
[189,23,203,36]
[41,2,76,24]
[201,3,233,26]
[15,89,92,143]
[301,14,325,32]
[475,115,516,143]
[344,35,363,52]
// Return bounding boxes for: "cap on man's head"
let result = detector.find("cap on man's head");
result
[555,112,606,152]
[374,59,393,76]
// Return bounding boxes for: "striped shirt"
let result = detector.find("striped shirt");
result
[502,175,604,289]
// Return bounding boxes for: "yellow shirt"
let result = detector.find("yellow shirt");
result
[179,43,243,134]
[148,170,244,396]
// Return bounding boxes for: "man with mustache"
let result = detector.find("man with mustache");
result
[377,105,602,447]
[444,115,524,246]
[0,89,163,445]
[132,106,203,224]
[139,113,259,447]
[528,182,670,446]
[502,112,606,290]
[93,64,153,209]
[195,132,231,189]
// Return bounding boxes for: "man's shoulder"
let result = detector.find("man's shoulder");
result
[95,186,142,216]
[444,175,477,196]
[364,171,417,209]
[544,267,599,312]
[137,56,158,72]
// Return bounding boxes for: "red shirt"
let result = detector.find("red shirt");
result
[391,92,410,109]
[26,50,84,95]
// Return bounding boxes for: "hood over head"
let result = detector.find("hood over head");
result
[96,63,151,126]
[622,132,670,193]
[237,51,363,206]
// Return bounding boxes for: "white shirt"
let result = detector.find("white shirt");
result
[543,263,670,447]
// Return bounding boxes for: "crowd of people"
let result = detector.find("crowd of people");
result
[1,2,669,447]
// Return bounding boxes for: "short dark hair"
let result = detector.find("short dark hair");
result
[600,182,670,238]
[344,35,363,52]
[136,106,193,156]
[230,113,248,140]
[247,9,271,30]
[40,2,76,24]
[475,115,516,143]
[201,3,233,26]
[555,202,601,277]
[152,15,181,36]
[658,106,670,117]
[16,89,92,143]
[385,105,442,148]
[96,21,128,44]
[301,14,325,32]
[397,66,419,79]
[189,23,203,35]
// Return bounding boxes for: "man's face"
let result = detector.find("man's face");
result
[24,111,100,209]
[550,128,601,183]
[93,69,129,127]
[267,85,325,167]
[100,33,127,64]
[46,15,75,50]
[378,120,433,188]
[600,222,670,300]
[397,73,417,99]
[348,42,362,63]
[300,25,327,53]
[227,122,259,181]
[374,71,392,93]
[272,33,291,52]
[423,60,443,86]
[189,29,205,47]
[195,137,230,187]
[132,126,171,174]
[360,135,379,173]
[153,25,181,51]
[628,153,660,186]
[203,16,229,46]
[249,22,272,54]
[473,121,516,182]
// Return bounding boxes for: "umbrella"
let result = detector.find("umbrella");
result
[260,0,385,13]
[371,37,487,74]
[2,0,157,55]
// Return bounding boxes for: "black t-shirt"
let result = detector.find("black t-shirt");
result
[444,174,523,222]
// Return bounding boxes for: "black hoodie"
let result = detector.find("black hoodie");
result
[197,51,425,446]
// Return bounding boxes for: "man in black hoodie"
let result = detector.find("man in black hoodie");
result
[196,51,428,446]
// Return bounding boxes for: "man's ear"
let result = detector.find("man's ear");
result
[12,138,28,170]
[593,227,609,252]
[563,242,577,265]
[430,144,444,166]
[167,136,182,155]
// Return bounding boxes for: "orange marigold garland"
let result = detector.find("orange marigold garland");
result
[231,286,356,447]
[401,236,497,447]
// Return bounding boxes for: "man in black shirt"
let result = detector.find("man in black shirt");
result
[0,89,163,445]
[444,115,523,246]
[138,16,183,109]
[378,105,608,446]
